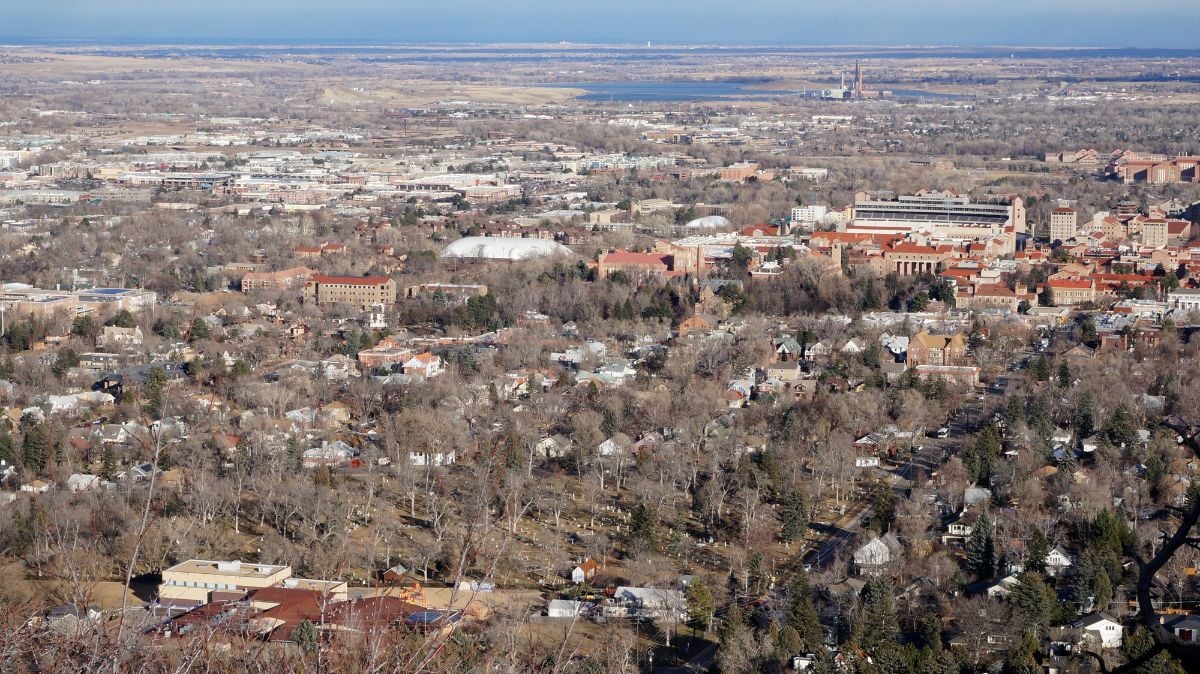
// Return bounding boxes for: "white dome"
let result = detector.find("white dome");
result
[440,236,574,261]
[685,215,732,229]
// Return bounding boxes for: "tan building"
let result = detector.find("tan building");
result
[966,283,1035,313]
[907,331,968,367]
[1049,208,1078,243]
[1046,277,1097,306]
[241,266,314,292]
[158,559,292,608]
[596,251,677,279]
[1141,219,1168,248]
[883,242,949,276]
[720,162,760,181]
[304,275,397,310]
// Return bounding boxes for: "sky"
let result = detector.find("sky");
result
[4,0,1198,46]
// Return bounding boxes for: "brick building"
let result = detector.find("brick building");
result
[303,275,397,309]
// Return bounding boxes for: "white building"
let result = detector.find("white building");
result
[1168,289,1200,314]
[1072,613,1123,649]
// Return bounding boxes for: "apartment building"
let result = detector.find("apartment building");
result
[1049,207,1078,243]
[1046,277,1097,306]
[240,266,314,292]
[906,331,968,367]
[303,275,397,309]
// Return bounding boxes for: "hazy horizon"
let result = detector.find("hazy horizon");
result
[5,0,1199,48]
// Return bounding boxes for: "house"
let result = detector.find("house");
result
[852,533,902,575]
[805,340,834,360]
[983,574,1021,599]
[607,586,686,620]
[536,434,572,458]
[1072,613,1123,649]
[773,336,802,361]
[20,480,52,493]
[765,360,802,383]
[381,564,409,584]
[1045,546,1074,577]
[571,558,600,584]
[1164,614,1200,643]
[43,604,102,634]
[100,326,144,349]
[402,352,445,380]
[841,337,867,355]
[302,441,357,469]
[597,434,632,456]
[942,511,979,544]
[66,473,101,492]
[320,354,361,380]
[410,448,456,467]
[547,600,589,618]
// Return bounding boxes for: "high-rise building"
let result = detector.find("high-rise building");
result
[1049,207,1078,243]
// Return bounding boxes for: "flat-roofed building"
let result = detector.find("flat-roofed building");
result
[241,267,314,292]
[848,192,1025,238]
[304,275,397,310]
[1049,207,1078,243]
[158,559,292,608]
[1168,288,1200,314]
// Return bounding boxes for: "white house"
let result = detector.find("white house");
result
[411,449,456,467]
[1045,546,1074,577]
[853,534,902,574]
[571,559,599,584]
[607,586,686,620]
[1072,613,1123,649]
[20,480,52,493]
[402,352,445,380]
[597,434,632,456]
[66,473,101,492]
[984,574,1020,599]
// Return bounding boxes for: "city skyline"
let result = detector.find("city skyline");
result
[5,0,1200,47]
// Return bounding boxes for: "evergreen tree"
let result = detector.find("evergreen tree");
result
[1026,530,1049,575]
[1094,567,1113,612]
[685,578,715,635]
[1029,356,1049,381]
[782,568,822,654]
[747,552,768,597]
[294,619,318,653]
[101,444,117,481]
[1120,626,1186,674]
[853,576,900,659]
[106,309,136,328]
[965,513,997,579]
[1004,630,1041,674]
[1074,393,1096,438]
[145,365,168,418]
[51,348,79,377]
[865,480,896,534]
[780,489,808,544]
[1057,360,1072,388]
[22,423,49,472]
[0,431,12,464]
[1008,573,1057,636]
[188,317,211,342]
[626,502,656,559]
